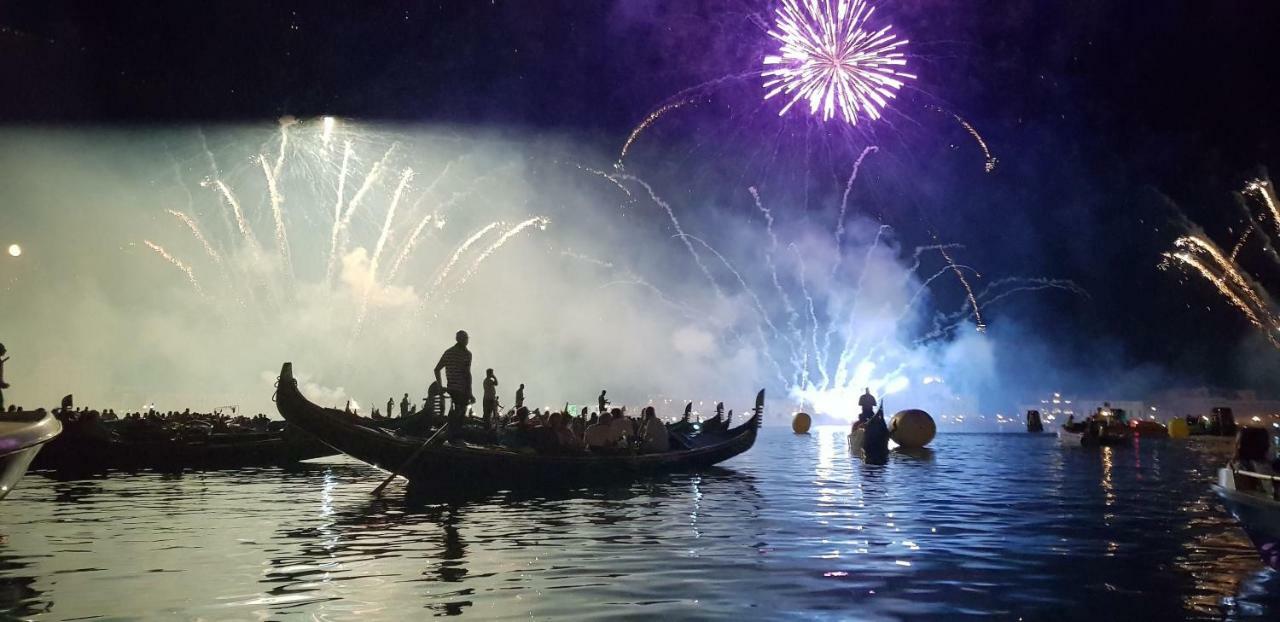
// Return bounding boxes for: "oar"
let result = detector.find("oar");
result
[372,422,450,497]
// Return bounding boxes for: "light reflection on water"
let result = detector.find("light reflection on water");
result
[0,429,1276,620]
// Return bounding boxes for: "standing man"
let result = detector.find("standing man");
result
[598,390,609,417]
[434,330,474,438]
[400,393,411,418]
[857,388,876,423]
[0,342,9,411]
[482,368,499,427]
[387,397,395,419]
[515,383,525,409]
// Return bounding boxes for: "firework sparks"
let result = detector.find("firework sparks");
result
[259,155,294,280]
[616,98,696,170]
[762,0,914,126]
[144,240,205,297]
[929,106,997,173]
[935,238,984,332]
[166,209,220,263]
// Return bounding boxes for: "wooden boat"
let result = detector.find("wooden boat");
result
[848,410,890,462]
[31,415,333,473]
[0,410,62,500]
[1213,428,1280,571]
[274,363,762,486]
[1057,422,1132,447]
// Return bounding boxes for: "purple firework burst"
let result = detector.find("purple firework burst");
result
[762,0,915,126]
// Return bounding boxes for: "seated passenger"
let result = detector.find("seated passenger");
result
[584,412,617,450]
[639,406,669,453]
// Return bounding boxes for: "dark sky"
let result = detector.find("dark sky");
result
[3,0,1280,393]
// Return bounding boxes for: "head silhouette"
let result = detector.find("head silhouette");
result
[456,330,469,347]
[486,368,494,376]
[0,342,6,356]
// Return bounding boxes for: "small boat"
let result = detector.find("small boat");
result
[1057,423,1132,447]
[31,414,333,473]
[848,408,890,462]
[274,363,761,487]
[1212,427,1280,570]
[1026,409,1044,433]
[0,410,62,500]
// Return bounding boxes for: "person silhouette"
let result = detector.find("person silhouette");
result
[857,388,877,423]
[483,369,499,426]
[515,383,525,409]
[598,390,609,417]
[0,342,8,411]
[400,393,411,418]
[387,397,395,419]
[434,330,474,438]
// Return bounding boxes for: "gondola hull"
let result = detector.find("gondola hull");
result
[31,421,333,473]
[273,363,761,485]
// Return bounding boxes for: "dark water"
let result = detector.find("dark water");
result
[2,429,1277,620]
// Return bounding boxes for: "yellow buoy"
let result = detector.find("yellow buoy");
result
[1167,417,1190,439]
[889,409,937,448]
[792,412,812,434]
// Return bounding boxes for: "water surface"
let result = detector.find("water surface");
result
[1,429,1276,620]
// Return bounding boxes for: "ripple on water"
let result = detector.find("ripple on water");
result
[0,429,1277,620]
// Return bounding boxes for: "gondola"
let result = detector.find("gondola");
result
[0,410,62,500]
[273,363,762,486]
[31,415,334,474]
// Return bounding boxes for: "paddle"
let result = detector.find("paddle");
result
[372,422,450,497]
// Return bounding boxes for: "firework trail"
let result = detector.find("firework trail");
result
[762,0,914,125]
[211,179,259,249]
[930,105,997,173]
[1246,179,1280,237]
[259,155,294,281]
[272,116,296,182]
[328,143,398,281]
[831,145,879,278]
[144,240,205,297]
[749,186,804,347]
[166,209,220,263]
[325,141,353,280]
[1231,223,1255,261]
[934,236,984,331]
[427,217,551,320]
[419,222,502,311]
[369,167,415,283]
[616,98,697,171]
[614,174,725,300]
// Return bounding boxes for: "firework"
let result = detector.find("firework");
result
[144,240,205,297]
[616,98,696,170]
[929,106,997,173]
[762,0,914,126]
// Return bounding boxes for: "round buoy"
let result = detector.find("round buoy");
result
[889,409,936,448]
[792,412,812,434]
[1167,418,1190,439]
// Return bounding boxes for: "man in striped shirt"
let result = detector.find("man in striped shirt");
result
[434,330,474,437]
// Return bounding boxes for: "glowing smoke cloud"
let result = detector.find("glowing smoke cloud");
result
[762,0,915,125]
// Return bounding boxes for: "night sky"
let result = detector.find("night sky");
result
[4,0,1280,395]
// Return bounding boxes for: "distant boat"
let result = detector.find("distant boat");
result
[0,410,62,500]
[31,416,332,474]
[1213,428,1280,570]
[1058,419,1132,447]
[274,363,762,488]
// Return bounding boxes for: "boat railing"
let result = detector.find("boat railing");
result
[1232,466,1280,500]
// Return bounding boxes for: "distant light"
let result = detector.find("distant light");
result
[6,244,20,257]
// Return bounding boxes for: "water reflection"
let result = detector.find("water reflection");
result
[0,433,1274,620]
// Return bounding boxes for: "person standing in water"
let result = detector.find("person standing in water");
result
[434,330,474,438]
[482,368,499,427]
[0,343,9,411]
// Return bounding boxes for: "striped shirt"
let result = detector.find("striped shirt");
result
[435,344,472,392]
